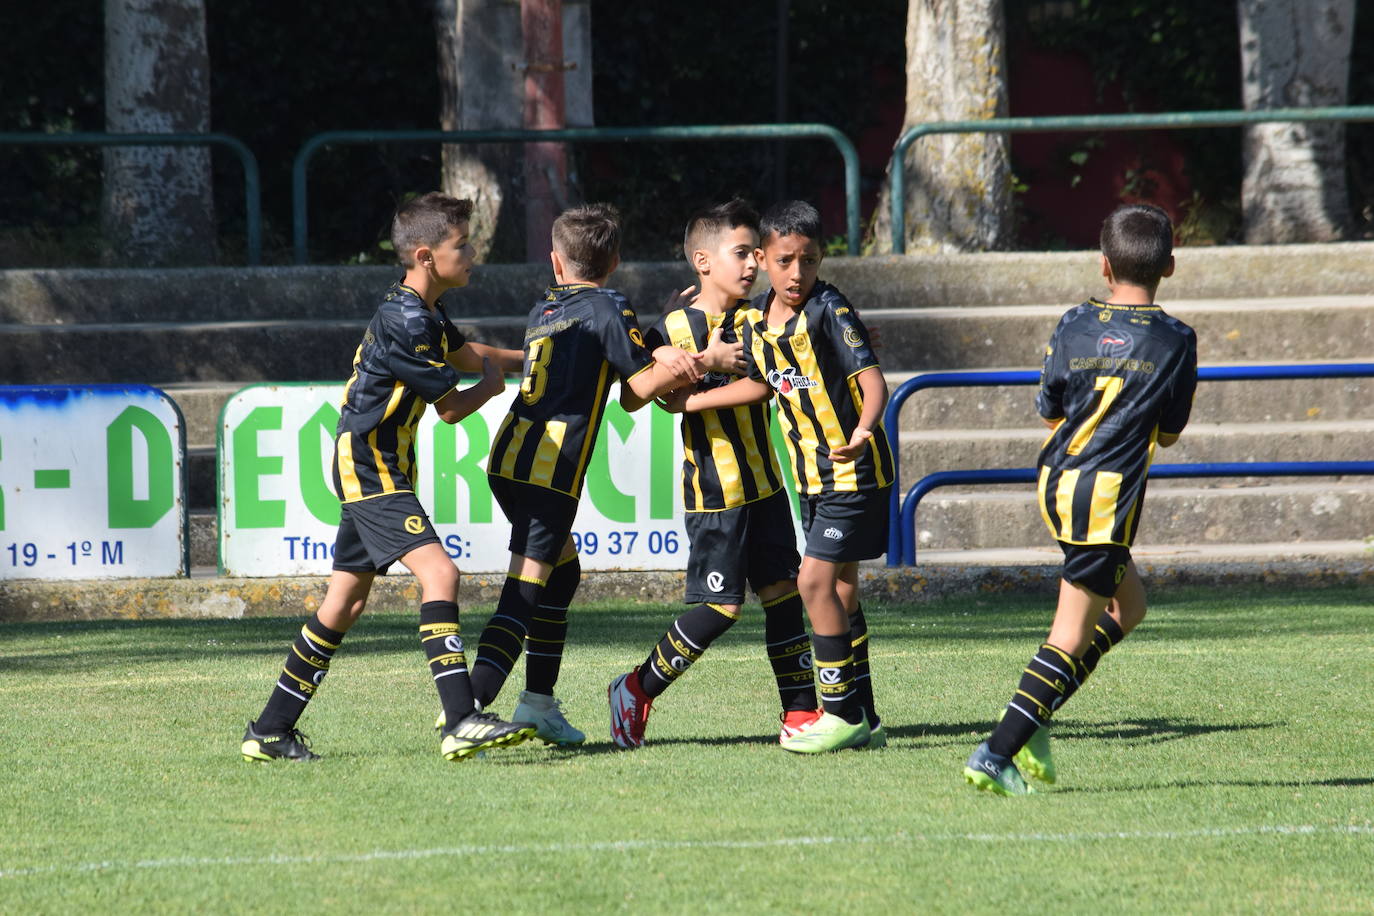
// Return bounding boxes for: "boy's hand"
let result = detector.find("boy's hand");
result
[829,426,872,463]
[660,284,700,313]
[652,344,704,383]
[656,387,692,413]
[700,326,746,374]
[478,356,504,398]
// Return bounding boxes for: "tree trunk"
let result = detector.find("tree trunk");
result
[1238,0,1355,244]
[435,0,593,262]
[101,0,216,266]
[871,0,1010,254]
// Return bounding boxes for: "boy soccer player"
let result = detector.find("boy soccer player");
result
[665,200,894,754]
[239,193,536,763]
[606,200,820,749]
[464,203,709,744]
[963,203,1197,796]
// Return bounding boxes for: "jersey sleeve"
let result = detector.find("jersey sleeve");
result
[1158,326,1198,435]
[818,292,880,377]
[642,313,669,352]
[386,306,463,403]
[597,292,655,381]
[741,315,767,383]
[1035,318,1070,420]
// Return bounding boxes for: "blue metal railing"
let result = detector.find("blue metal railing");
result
[0,131,263,265]
[883,363,1374,566]
[292,124,862,263]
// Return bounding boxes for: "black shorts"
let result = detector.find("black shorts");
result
[1058,542,1132,598]
[683,490,801,604]
[332,491,439,574]
[800,487,891,563]
[487,474,579,565]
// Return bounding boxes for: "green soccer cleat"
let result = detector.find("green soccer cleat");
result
[780,711,870,754]
[512,690,585,747]
[1015,724,1056,784]
[440,712,535,761]
[963,742,1033,796]
[858,718,887,750]
[241,721,319,762]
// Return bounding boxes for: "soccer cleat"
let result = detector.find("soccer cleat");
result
[1015,724,1056,784]
[963,742,1033,796]
[241,721,319,762]
[779,707,822,744]
[512,690,585,747]
[858,718,887,750]
[440,712,535,761]
[779,711,870,754]
[608,670,653,749]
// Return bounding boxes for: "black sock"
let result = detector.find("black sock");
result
[419,600,475,723]
[763,590,816,712]
[849,605,877,726]
[639,602,739,698]
[811,631,861,724]
[1058,612,1126,705]
[471,573,544,708]
[256,613,345,734]
[988,643,1085,758]
[526,555,580,696]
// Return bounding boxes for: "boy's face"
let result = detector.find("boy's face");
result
[757,231,822,309]
[424,222,476,288]
[698,225,760,299]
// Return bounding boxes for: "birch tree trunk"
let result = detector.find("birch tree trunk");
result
[1238,0,1355,243]
[435,0,593,262]
[101,0,216,266]
[871,0,1010,254]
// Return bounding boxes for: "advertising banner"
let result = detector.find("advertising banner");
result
[0,385,187,580]
[218,383,802,577]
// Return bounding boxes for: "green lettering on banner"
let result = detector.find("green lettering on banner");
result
[432,413,492,524]
[107,406,174,528]
[586,401,636,523]
[649,405,676,520]
[769,413,801,519]
[299,401,341,525]
[233,406,285,528]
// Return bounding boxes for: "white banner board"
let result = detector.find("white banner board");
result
[0,385,187,580]
[218,383,802,577]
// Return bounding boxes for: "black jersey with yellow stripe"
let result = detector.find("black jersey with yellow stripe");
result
[743,281,894,495]
[488,283,654,498]
[645,302,785,512]
[1035,298,1197,547]
[332,283,466,503]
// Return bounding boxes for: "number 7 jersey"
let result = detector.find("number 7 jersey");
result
[1035,299,1197,547]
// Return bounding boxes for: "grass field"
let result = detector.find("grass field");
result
[2,584,1372,913]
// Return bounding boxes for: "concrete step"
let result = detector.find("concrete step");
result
[889,363,1374,430]
[897,419,1374,486]
[908,480,1374,551]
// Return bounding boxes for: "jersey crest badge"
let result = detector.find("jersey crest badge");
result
[1097,329,1135,359]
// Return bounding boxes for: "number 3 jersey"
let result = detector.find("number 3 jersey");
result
[1036,299,1197,547]
[488,283,655,498]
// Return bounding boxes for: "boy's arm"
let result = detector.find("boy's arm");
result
[829,366,888,462]
[1155,330,1199,449]
[448,340,523,373]
[676,376,772,413]
[431,357,505,424]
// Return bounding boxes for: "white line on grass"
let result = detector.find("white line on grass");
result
[3,824,1371,881]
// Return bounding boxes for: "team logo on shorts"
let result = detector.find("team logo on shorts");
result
[706,571,725,592]
[818,667,842,685]
[404,515,426,535]
[1097,329,1135,359]
[823,527,843,540]
[444,635,465,654]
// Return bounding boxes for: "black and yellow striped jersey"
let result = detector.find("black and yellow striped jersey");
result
[1035,298,1198,547]
[644,302,786,512]
[488,283,655,497]
[742,281,894,495]
[332,283,466,503]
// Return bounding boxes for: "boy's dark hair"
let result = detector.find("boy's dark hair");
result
[1100,203,1173,287]
[759,200,822,245]
[391,192,474,268]
[552,203,622,279]
[682,198,760,263]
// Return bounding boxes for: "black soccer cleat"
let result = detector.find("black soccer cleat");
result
[241,720,320,762]
[440,711,536,760]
